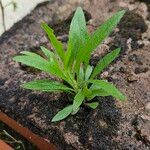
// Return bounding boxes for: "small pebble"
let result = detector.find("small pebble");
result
[9,97,16,104]
[57,34,68,42]
[127,74,138,82]
[128,54,143,65]
[134,67,149,74]
[119,66,126,73]
[0,78,7,86]
[145,102,150,113]
[99,119,108,128]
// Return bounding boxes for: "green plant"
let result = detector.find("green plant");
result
[13,7,126,122]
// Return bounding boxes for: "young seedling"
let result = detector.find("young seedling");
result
[13,7,126,122]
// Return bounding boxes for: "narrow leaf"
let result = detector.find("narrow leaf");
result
[13,54,53,73]
[20,51,41,57]
[40,46,54,61]
[73,90,85,111]
[13,51,67,80]
[87,89,109,100]
[91,48,121,78]
[41,23,65,61]
[65,7,89,68]
[22,79,73,92]
[86,102,99,109]
[83,87,92,97]
[90,10,125,52]
[85,65,93,81]
[89,80,126,100]
[52,105,73,122]
[77,65,84,83]
[80,10,125,65]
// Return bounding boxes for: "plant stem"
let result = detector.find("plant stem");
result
[3,130,25,150]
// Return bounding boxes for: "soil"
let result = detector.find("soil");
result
[0,0,150,150]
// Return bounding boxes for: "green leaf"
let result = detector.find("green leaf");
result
[40,46,66,79]
[77,65,84,83]
[87,83,109,100]
[86,102,99,109]
[40,46,54,61]
[52,105,73,122]
[83,87,92,97]
[81,10,125,65]
[73,90,85,112]
[65,7,89,68]
[13,53,53,73]
[20,51,40,57]
[22,79,73,92]
[87,89,109,100]
[91,48,121,78]
[85,65,93,81]
[13,51,67,80]
[41,23,65,61]
[89,80,126,100]
[71,107,80,115]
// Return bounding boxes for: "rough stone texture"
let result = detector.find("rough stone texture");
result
[132,115,150,144]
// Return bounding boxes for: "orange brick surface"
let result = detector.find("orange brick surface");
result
[0,140,13,150]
